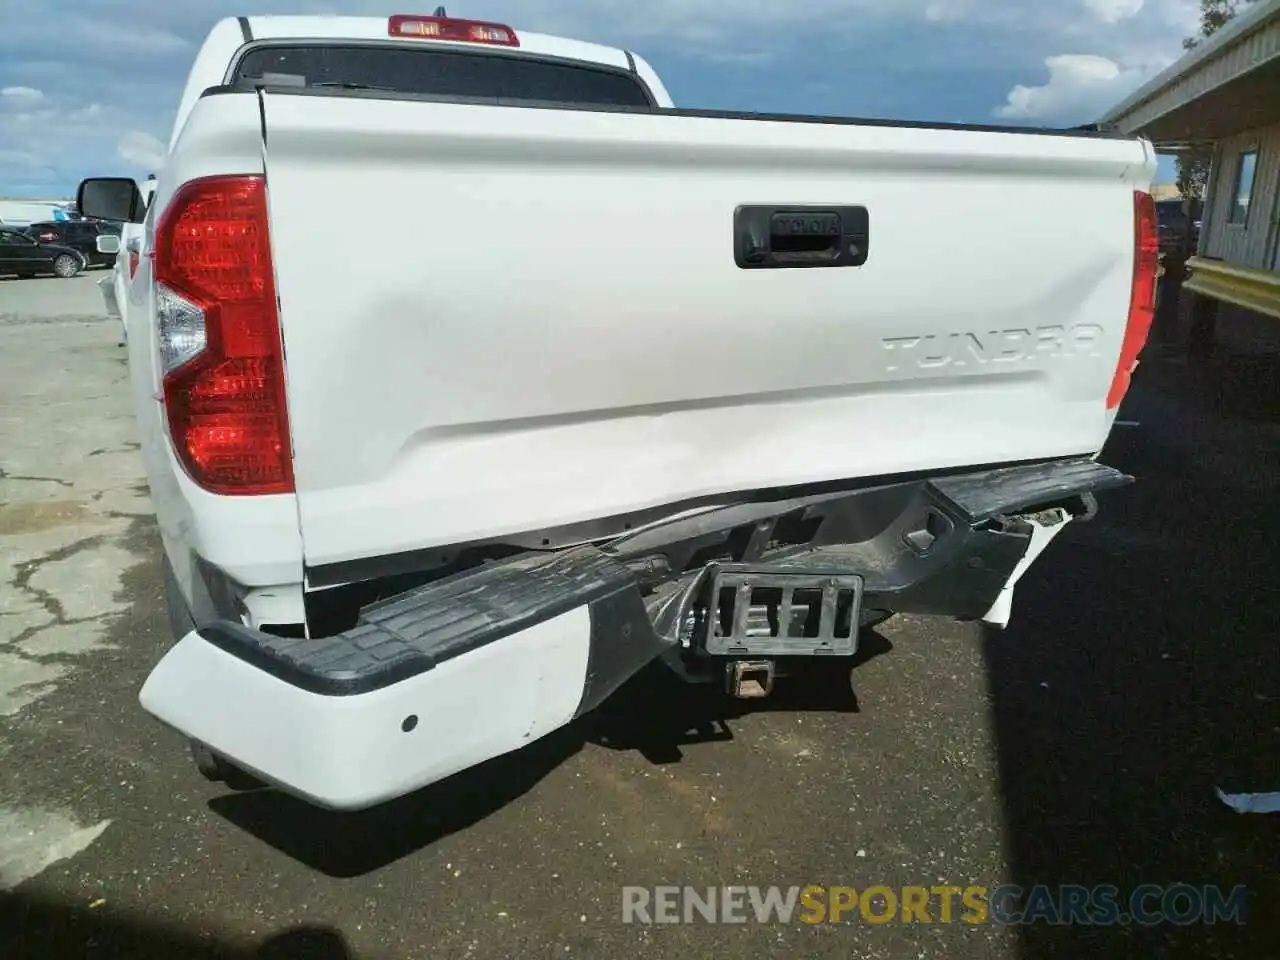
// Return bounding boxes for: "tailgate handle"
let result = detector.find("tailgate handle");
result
[734,205,869,269]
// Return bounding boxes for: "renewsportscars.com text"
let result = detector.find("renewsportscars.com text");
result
[621,884,1248,926]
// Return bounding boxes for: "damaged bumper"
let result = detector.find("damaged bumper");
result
[140,549,661,811]
[139,456,1130,810]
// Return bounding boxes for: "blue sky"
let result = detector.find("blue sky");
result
[0,0,1197,196]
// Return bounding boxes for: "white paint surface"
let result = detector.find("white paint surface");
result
[0,806,111,890]
[981,508,1073,629]
[131,14,1154,594]
[256,93,1149,568]
[1216,788,1280,814]
[0,278,150,717]
[0,653,68,718]
[139,606,594,810]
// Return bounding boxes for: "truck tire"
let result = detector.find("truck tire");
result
[190,740,224,780]
[166,565,266,791]
[53,254,80,278]
[189,740,265,791]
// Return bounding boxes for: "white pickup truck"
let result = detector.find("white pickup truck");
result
[79,12,1158,811]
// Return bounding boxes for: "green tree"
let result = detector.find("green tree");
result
[1182,0,1253,49]
[1176,149,1213,200]
[1175,0,1260,197]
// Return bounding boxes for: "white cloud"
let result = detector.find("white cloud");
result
[0,0,1206,193]
[116,131,166,170]
[1,86,44,103]
[439,0,999,53]
[0,18,188,57]
[0,149,51,172]
[924,0,973,22]
[66,23,189,56]
[0,89,166,192]
[995,53,1166,122]
[1084,0,1145,23]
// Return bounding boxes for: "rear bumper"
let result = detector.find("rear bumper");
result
[140,456,1130,810]
[144,608,598,811]
[141,549,664,810]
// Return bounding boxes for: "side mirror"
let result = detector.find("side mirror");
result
[77,177,145,223]
[96,235,121,255]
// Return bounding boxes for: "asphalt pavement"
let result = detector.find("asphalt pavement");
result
[0,272,1277,959]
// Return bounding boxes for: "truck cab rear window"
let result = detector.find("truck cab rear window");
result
[233,45,654,107]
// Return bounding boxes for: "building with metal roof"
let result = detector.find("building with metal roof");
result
[1101,0,1280,324]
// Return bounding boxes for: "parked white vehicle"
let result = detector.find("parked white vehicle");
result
[79,12,1159,812]
[99,178,156,343]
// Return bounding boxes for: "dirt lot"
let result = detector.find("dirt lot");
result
[1,273,1278,959]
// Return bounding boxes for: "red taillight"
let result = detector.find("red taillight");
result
[388,14,519,46]
[1106,190,1159,410]
[128,250,140,278]
[154,175,293,495]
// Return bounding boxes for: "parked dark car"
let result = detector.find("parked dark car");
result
[24,219,122,268]
[0,227,86,279]
[1156,198,1200,256]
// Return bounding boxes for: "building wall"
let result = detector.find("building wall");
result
[1201,120,1280,269]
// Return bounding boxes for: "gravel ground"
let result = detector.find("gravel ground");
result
[0,273,1277,959]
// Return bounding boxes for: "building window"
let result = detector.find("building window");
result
[1228,149,1257,225]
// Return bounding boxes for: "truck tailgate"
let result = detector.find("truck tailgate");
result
[259,92,1152,570]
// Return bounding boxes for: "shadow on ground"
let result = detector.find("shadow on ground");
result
[982,345,1280,957]
[1150,281,1280,425]
[0,893,351,960]
[586,629,888,762]
[209,632,890,878]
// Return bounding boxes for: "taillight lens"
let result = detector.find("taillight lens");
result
[154,175,293,495]
[388,14,519,45]
[128,250,140,278]
[1106,190,1159,410]
[156,285,206,371]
